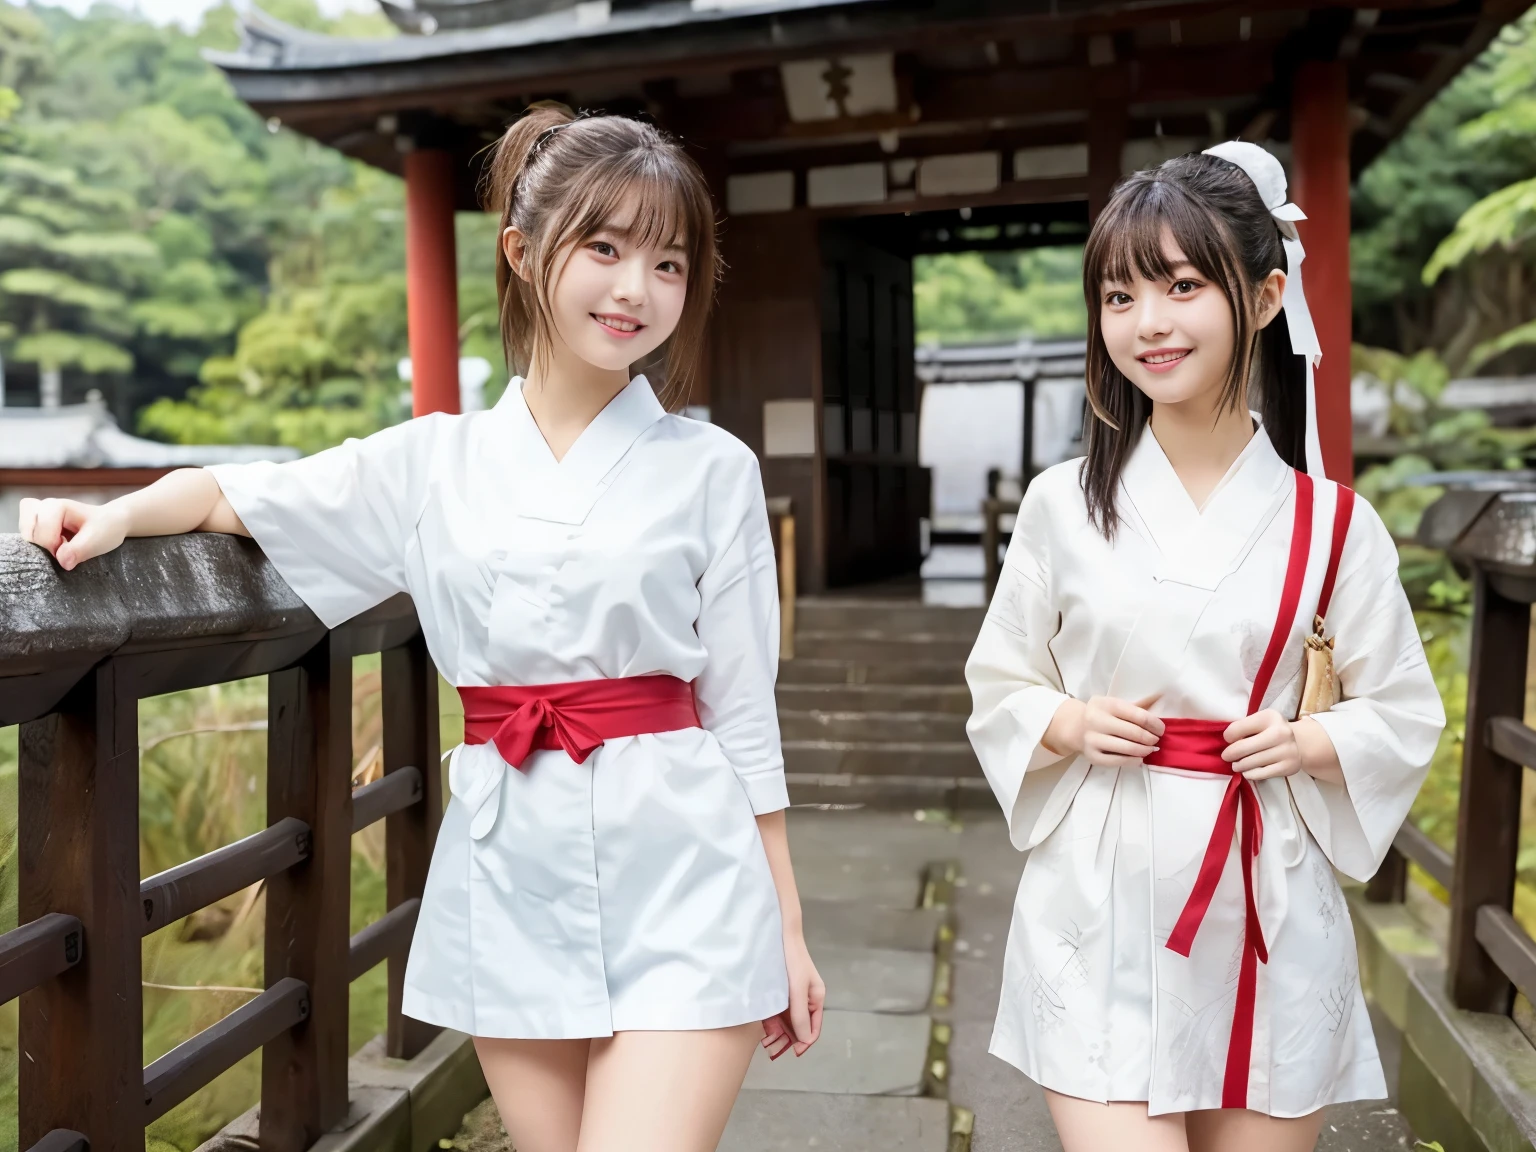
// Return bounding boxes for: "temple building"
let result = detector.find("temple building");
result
[209,0,1522,591]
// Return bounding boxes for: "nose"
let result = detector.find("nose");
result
[612,255,648,307]
[1133,293,1174,343]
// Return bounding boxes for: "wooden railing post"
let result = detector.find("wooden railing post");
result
[766,497,796,662]
[1448,566,1529,1012]
[17,662,142,1147]
[381,631,442,1059]
[262,637,352,1146]
[982,498,1005,600]
[1365,845,1408,903]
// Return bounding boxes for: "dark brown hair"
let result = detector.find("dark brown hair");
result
[1079,151,1306,535]
[479,102,722,408]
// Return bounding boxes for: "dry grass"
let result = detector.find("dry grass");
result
[0,659,464,1151]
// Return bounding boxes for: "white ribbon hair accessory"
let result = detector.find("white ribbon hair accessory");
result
[1202,140,1326,477]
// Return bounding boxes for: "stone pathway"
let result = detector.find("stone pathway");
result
[446,806,1419,1151]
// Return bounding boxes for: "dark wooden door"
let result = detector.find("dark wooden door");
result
[819,222,928,587]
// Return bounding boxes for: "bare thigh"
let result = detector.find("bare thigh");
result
[1186,1107,1325,1152]
[1045,1090,1191,1152]
[474,1036,591,1152]
[578,1024,762,1152]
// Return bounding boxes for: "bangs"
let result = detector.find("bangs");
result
[1089,178,1235,292]
[568,167,695,259]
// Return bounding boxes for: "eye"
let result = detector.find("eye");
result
[1171,279,1201,295]
[658,259,684,275]
[1104,291,1132,307]
[590,240,618,258]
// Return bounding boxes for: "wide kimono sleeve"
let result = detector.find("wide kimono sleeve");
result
[965,476,1075,849]
[1289,497,1445,881]
[204,415,440,630]
[692,442,789,816]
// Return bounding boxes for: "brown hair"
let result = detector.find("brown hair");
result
[479,102,721,408]
[1079,151,1305,536]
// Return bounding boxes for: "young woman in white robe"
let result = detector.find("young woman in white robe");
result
[966,144,1444,1152]
[17,105,825,1152]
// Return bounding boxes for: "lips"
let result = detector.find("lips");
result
[593,313,644,338]
[1137,348,1191,373]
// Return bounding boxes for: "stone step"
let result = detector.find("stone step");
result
[784,739,981,778]
[789,773,996,811]
[779,709,969,743]
[816,944,935,1013]
[741,1008,932,1095]
[776,683,973,714]
[721,1091,951,1152]
[796,597,986,638]
[777,658,967,687]
[794,629,976,664]
[791,853,928,906]
[800,898,947,952]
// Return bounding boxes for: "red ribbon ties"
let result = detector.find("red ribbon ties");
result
[453,676,702,840]
[1142,470,1322,1110]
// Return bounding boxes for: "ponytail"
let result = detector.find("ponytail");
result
[1079,152,1301,535]
[477,101,721,407]
[1254,308,1307,471]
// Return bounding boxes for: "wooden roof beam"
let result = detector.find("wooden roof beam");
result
[663,42,1275,147]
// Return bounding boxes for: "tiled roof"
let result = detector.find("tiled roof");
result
[0,403,301,469]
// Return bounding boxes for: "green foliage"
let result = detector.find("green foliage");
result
[1354,342,1536,479]
[0,0,504,450]
[1410,612,1468,854]
[1354,9,1536,365]
[913,247,1086,344]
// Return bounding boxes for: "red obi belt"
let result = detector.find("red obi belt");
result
[1143,471,1354,1110]
[457,675,701,770]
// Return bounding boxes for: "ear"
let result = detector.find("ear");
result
[501,227,530,280]
[1255,268,1286,329]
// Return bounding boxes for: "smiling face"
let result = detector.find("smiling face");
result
[1098,230,1239,412]
[503,189,689,376]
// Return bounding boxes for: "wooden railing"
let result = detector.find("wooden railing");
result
[1368,489,1536,1016]
[0,532,442,1150]
[981,497,1011,600]
[767,496,796,661]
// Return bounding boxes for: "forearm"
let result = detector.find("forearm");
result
[116,468,247,538]
[1041,697,1085,757]
[1294,717,1345,786]
[754,809,803,934]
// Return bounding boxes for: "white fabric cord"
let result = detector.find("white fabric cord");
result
[1202,141,1327,477]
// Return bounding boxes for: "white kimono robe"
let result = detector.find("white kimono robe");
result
[207,374,791,1038]
[965,423,1444,1116]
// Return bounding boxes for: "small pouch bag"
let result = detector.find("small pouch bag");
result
[1297,614,1340,718]
[1295,485,1356,721]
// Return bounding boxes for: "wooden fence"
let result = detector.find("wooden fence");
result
[1368,488,1536,1017]
[0,532,442,1150]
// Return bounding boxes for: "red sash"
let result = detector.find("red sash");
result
[1144,471,1354,1109]
[458,676,701,769]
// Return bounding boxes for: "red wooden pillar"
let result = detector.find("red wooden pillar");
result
[1291,60,1353,482]
[405,149,461,417]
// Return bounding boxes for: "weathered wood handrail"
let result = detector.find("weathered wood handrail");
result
[0,532,444,1149]
[981,497,1011,600]
[1365,490,1536,1019]
[767,496,796,661]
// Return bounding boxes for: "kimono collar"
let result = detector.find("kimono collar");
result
[1119,417,1292,590]
[495,373,667,524]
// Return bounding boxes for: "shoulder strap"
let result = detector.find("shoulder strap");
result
[1316,483,1356,621]
[1247,470,1314,715]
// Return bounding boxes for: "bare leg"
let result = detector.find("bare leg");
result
[577,1024,762,1152]
[1186,1107,1325,1152]
[474,1036,591,1152]
[1045,1090,1191,1152]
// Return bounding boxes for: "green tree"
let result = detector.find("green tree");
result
[914,247,1085,345]
[1356,10,1536,370]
